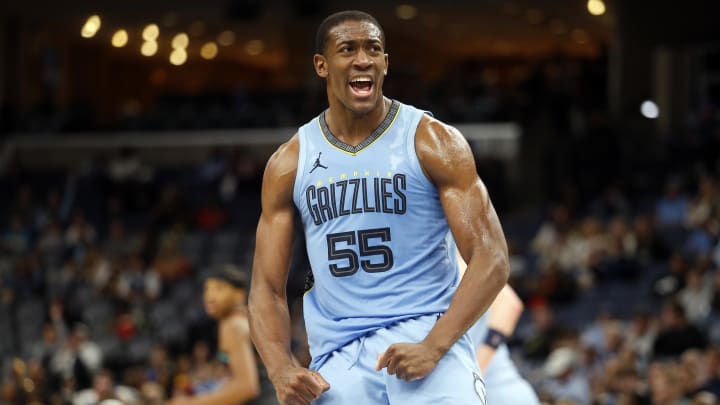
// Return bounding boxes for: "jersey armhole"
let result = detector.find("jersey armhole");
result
[293,126,308,207]
[405,110,435,188]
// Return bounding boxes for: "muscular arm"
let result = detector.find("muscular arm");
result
[248,137,299,377]
[248,137,328,405]
[183,320,260,405]
[418,115,509,358]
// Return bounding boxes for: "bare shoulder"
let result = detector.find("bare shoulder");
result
[220,314,251,350]
[414,114,475,185]
[262,133,300,205]
[264,133,300,181]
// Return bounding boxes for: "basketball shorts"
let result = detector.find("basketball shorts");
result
[311,314,486,405]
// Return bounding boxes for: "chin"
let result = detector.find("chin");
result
[347,96,381,115]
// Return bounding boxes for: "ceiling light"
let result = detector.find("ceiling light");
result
[200,42,219,60]
[111,29,128,48]
[142,24,159,41]
[587,0,606,16]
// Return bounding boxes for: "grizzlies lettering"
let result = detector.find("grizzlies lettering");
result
[306,174,407,225]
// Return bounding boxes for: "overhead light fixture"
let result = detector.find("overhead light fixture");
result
[81,15,102,38]
[141,40,158,56]
[170,48,188,65]
[587,0,606,16]
[142,24,160,41]
[200,42,219,60]
[111,29,128,48]
[171,33,189,49]
[640,100,659,119]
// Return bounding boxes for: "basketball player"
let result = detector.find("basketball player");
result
[168,265,260,405]
[249,10,509,405]
[458,253,541,405]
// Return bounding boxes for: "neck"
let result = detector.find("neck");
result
[325,96,390,146]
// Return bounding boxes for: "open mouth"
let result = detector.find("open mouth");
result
[349,77,373,97]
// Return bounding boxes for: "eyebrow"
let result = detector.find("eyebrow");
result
[335,38,383,47]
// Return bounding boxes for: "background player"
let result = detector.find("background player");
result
[249,9,509,405]
[169,264,260,405]
[458,252,541,405]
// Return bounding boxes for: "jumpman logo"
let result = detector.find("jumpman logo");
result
[309,152,328,173]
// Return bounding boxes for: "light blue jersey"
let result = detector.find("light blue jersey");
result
[468,313,540,405]
[293,100,459,369]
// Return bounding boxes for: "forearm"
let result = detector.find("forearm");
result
[476,284,523,372]
[423,252,508,356]
[248,287,295,378]
[487,284,523,336]
[476,345,496,373]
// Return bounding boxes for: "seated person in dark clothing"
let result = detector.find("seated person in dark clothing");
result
[652,300,707,359]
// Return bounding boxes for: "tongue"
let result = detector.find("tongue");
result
[351,82,372,92]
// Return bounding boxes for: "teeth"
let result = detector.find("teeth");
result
[350,78,372,84]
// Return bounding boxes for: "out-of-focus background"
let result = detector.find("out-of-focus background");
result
[1,0,720,404]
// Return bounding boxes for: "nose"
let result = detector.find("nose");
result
[353,49,373,69]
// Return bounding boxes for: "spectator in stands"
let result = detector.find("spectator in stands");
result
[634,214,671,263]
[521,300,564,360]
[33,188,65,230]
[604,360,646,405]
[36,218,64,258]
[72,369,139,405]
[678,269,714,325]
[532,204,573,262]
[116,254,161,303]
[149,234,191,283]
[653,254,688,299]
[144,345,175,397]
[687,176,719,228]
[541,347,591,405]
[1,214,32,254]
[700,348,720,398]
[195,197,227,232]
[592,216,641,281]
[656,180,690,228]
[648,362,691,405]
[64,212,97,250]
[80,246,112,294]
[681,349,711,398]
[8,252,44,300]
[626,311,658,366]
[103,219,134,261]
[652,300,707,359]
[107,147,155,210]
[534,260,579,304]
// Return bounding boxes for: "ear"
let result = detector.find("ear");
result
[383,53,389,76]
[314,54,328,78]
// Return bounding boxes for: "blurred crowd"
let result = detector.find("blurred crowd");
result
[0,147,279,404]
[510,172,720,405]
